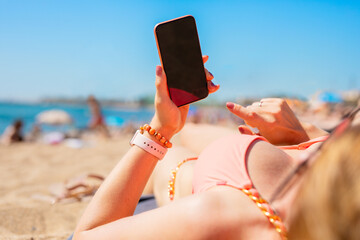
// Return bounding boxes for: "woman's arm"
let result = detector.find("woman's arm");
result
[300,121,329,140]
[73,57,219,239]
[73,144,160,236]
[74,190,216,240]
[74,185,268,240]
[74,65,185,236]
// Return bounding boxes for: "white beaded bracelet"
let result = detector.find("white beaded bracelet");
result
[130,130,167,160]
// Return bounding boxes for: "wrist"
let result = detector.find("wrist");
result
[288,128,310,144]
[140,123,174,148]
[300,121,328,140]
[130,130,167,160]
[150,119,176,140]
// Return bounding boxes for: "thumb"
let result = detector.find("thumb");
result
[238,125,255,135]
[155,66,169,99]
[226,102,250,120]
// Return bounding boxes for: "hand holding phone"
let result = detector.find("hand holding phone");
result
[155,15,209,107]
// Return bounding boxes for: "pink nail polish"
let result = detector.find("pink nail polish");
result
[156,66,162,76]
[226,102,234,109]
[238,127,244,134]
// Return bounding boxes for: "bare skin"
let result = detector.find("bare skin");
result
[73,131,305,239]
[73,57,324,239]
[149,99,328,206]
[151,123,319,207]
[74,136,300,239]
[226,98,327,145]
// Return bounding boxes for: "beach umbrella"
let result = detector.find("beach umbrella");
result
[318,92,343,103]
[36,109,73,125]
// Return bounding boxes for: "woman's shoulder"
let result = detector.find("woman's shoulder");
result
[188,186,280,240]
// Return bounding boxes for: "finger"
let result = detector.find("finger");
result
[202,55,209,64]
[204,67,219,93]
[249,100,270,109]
[204,68,214,81]
[260,98,287,108]
[261,98,279,103]
[238,125,255,135]
[251,101,262,108]
[226,102,255,121]
[179,104,190,116]
[207,80,220,93]
[155,66,169,99]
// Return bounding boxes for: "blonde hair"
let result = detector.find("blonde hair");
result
[289,126,360,240]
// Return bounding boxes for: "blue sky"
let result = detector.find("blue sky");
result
[0,0,359,102]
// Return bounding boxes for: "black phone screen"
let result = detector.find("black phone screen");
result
[155,16,208,107]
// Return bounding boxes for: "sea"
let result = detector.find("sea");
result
[0,101,154,135]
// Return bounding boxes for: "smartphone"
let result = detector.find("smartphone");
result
[154,15,209,107]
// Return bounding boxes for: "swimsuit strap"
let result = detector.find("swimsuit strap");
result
[278,135,328,150]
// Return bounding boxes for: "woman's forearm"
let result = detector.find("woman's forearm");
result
[73,63,218,239]
[300,121,329,139]
[74,144,159,235]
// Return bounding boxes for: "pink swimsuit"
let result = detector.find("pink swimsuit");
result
[192,133,328,194]
[190,133,327,239]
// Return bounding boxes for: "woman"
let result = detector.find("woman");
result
[87,95,110,138]
[1,119,24,145]
[73,58,327,239]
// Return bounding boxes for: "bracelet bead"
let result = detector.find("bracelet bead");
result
[165,141,172,148]
[160,137,166,144]
[140,124,173,148]
[155,133,162,140]
[149,128,156,135]
[144,124,151,131]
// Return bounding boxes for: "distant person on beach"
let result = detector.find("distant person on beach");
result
[87,95,110,138]
[1,119,24,145]
[26,123,42,142]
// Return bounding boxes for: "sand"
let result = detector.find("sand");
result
[0,136,133,240]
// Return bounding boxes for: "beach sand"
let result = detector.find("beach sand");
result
[0,136,133,240]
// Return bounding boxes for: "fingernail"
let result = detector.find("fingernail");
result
[226,102,234,109]
[209,71,214,77]
[238,127,244,134]
[156,66,162,76]
[210,81,216,87]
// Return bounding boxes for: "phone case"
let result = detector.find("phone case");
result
[154,15,209,107]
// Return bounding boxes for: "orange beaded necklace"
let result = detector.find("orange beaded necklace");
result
[168,158,288,240]
[168,157,197,200]
[239,187,287,240]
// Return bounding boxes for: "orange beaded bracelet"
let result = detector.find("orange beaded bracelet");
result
[140,124,173,148]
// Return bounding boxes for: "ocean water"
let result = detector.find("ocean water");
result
[0,102,154,135]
